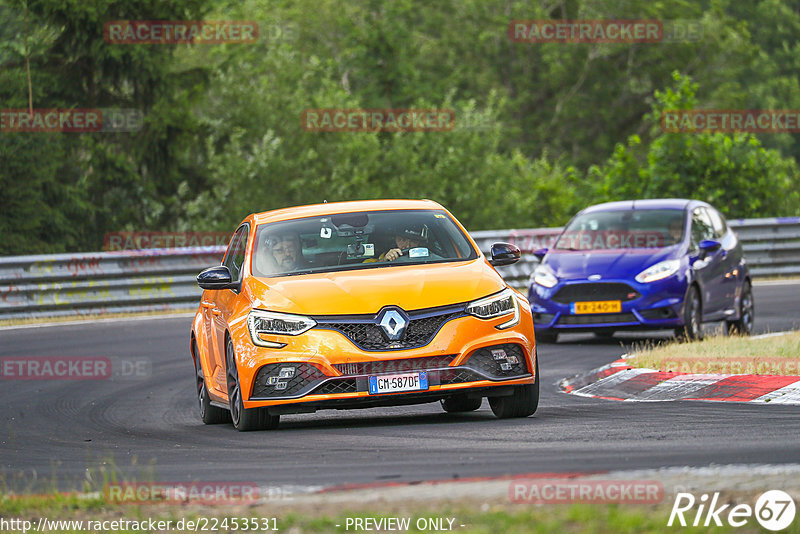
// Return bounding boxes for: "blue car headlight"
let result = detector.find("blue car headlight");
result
[532,264,558,288]
[635,259,681,283]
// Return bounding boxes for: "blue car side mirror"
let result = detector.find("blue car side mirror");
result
[698,240,722,253]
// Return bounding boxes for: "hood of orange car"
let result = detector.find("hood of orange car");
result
[247,259,506,315]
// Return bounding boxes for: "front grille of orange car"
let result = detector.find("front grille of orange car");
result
[439,368,483,384]
[314,305,465,351]
[252,362,327,399]
[334,355,457,376]
[464,344,528,378]
[312,379,358,395]
[250,344,531,400]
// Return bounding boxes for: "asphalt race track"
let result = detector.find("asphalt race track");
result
[1,282,799,492]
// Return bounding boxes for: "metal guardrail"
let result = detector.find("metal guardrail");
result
[1,218,798,320]
[0,247,225,320]
[474,217,800,288]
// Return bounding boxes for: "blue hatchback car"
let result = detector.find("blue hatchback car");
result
[528,199,754,342]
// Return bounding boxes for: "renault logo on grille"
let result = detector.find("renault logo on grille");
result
[377,308,409,341]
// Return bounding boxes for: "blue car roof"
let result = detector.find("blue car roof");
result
[581,198,695,213]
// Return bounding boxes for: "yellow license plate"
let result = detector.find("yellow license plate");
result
[571,300,622,314]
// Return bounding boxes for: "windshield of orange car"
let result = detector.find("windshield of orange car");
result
[554,209,686,250]
[251,209,478,277]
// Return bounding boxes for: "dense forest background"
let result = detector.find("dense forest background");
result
[2,0,800,254]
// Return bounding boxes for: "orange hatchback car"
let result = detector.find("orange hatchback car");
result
[190,199,538,430]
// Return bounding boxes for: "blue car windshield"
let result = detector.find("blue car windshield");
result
[251,209,478,277]
[555,209,685,250]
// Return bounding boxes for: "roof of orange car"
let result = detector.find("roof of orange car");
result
[251,199,445,225]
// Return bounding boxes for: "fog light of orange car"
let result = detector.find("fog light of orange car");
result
[491,349,508,360]
[278,367,295,379]
[275,382,288,390]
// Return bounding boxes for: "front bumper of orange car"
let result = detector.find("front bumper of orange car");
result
[232,304,537,414]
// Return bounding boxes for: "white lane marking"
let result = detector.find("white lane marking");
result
[753,380,800,404]
[750,331,794,340]
[0,312,195,331]
[625,375,727,401]
[571,368,652,397]
[753,279,800,286]
[559,358,631,390]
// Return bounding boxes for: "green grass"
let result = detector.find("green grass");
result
[629,331,800,375]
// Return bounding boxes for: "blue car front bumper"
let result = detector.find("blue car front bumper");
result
[528,276,688,333]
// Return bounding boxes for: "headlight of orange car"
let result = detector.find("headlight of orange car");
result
[465,288,520,329]
[247,310,316,348]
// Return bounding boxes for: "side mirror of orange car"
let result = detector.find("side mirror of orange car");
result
[197,265,238,290]
[489,242,521,267]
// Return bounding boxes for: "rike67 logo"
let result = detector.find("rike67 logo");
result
[669,490,796,531]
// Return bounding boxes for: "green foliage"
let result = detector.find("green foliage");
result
[2,0,800,253]
[593,72,800,218]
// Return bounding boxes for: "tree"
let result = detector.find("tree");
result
[592,72,800,218]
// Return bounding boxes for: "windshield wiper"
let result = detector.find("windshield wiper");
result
[282,269,317,276]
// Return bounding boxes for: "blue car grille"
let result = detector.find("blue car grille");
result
[558,312,637,325]
[552,283,639,304]
[639,307,678,320]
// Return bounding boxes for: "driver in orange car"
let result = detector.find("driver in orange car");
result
[368,224,427,262]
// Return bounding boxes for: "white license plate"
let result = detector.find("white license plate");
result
[368,371,429,395]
